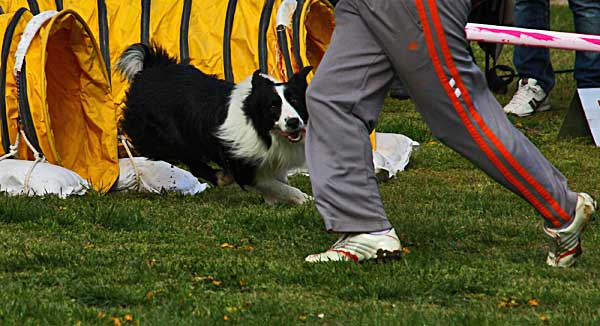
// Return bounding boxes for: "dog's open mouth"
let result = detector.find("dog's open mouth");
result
[279,128,306,143]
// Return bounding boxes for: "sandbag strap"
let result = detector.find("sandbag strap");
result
[0,133,19,161]
[19,129,43,161]
[19,129,46,194]
[119,134,145,191]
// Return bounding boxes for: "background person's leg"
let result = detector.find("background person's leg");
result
[389,77,411,100]
[513,0,554,93]
[569,0,600,88]
[305,0,396,233]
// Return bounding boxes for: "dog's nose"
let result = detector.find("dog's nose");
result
[285,117,301,130]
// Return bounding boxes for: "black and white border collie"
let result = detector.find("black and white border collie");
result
[116,43,312,205]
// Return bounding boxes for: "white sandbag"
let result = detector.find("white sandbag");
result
[288,132,419,180]
[0,159,88,198]
[372,132,420,180]
[112,157,209,195]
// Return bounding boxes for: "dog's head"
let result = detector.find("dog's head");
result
[243,67,312,145]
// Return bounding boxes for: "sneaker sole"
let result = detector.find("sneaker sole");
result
[514,104,551,117]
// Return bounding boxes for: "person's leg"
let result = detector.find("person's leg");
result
[513,0,554,93]
[366,0,593,267]
[356,0,578,229]
[305,0,396,233]
[569,0,600,88]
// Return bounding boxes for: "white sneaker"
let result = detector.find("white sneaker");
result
[503,78,551,117]
[305,229,402,263]
[544,193,597,267]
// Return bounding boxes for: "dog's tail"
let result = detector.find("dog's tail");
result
[116,43,178,81]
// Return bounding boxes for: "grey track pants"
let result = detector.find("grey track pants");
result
[305,0,578,232]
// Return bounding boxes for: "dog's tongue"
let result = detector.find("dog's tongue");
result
[279,128,305,143]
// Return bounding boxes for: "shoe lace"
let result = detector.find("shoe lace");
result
[508,84,538,106]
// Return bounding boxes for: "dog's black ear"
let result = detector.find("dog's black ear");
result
[288,66,313,86]
[251,69,272,88]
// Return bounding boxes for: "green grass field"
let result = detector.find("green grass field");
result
[2,5,600,325]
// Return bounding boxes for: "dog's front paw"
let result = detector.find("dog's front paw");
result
[263,194,281,206]
[262,191,312,206]
[290,191,312,205]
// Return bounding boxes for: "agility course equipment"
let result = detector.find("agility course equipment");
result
[466,23,600,52]
[0,8,118,192]
[466,23,600,146]
[0,0,334,104]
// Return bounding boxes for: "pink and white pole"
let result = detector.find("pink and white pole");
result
[465,24,600,146]
[465,23,600,52]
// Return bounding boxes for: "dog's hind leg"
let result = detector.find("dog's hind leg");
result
[187,161,222,186]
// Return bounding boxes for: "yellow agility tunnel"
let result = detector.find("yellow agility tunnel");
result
[0,8,118,192]
[0,0,335,104]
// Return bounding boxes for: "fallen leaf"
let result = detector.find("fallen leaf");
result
[212,280,222,286]
[498,297,518,308]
